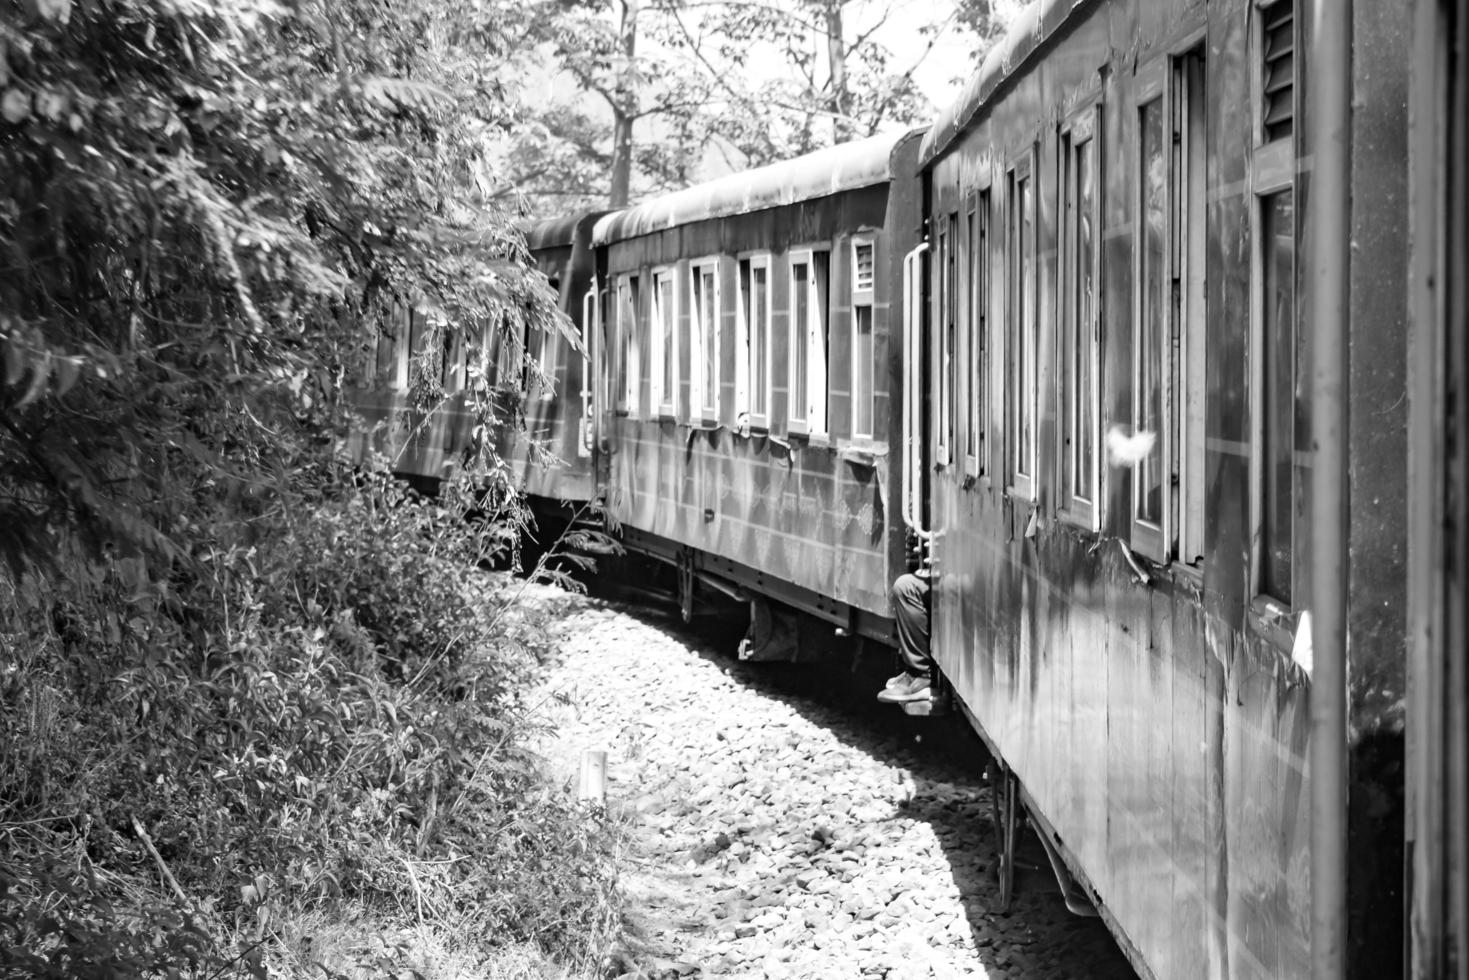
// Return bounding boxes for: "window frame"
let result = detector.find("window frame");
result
[966,187,993,482]
[850,237,878,442]
[689,257,721,426]
[936,213,959,468]
[736,252,773,430]
[1130,64,1170,560]
[1058,103,1104,531]
[651,265,680,419]
[787,246,831,438]
[1249,0,1303,618]
[1006,148,1039,502]
[615,273,641,417]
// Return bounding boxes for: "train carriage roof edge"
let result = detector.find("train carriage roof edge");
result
[592,130,919,245]
[919,0,1089,168]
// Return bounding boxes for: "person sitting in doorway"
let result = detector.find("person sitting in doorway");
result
[878,535,932,704]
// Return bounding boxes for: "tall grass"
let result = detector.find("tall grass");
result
[0,468,622,979]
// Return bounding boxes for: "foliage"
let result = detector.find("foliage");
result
[1,469,622,977]
[2,0,621,975]
[0,0,566,584]
[491,0,1015,213]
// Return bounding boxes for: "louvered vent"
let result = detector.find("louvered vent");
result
[1262,0,1295,142]
[854,242,875,292]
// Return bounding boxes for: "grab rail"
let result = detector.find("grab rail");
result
[580,285,597,457]
[901,242,930,536]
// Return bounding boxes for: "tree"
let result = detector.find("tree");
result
[491,0,1011,215]
[1,0,561,582]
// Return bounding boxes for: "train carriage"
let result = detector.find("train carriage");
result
[590,133,924,642]
[351,212,604,512]
[910,0,1414,976]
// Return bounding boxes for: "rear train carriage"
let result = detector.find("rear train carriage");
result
[913,0,1409,976]
[351,212,604,509]
[592,133,924,642]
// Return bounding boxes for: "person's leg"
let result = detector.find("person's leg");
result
[880,573,932,702]
[891,571,931,677]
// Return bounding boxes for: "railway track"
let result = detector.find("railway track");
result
[536,587,1137,980]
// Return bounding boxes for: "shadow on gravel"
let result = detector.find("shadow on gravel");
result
[586,576,1137,980]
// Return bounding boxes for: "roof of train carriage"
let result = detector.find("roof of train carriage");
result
[918,0,1084,167]
[523,211,605,251]
[592,130,916,245]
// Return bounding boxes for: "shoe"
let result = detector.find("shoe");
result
[883,672,907,689]
[877,673,932,704]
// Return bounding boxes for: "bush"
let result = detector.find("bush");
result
[0,467,622,978]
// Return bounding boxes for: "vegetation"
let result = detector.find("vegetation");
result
[486,0,1013,211]
[2,0,617,975]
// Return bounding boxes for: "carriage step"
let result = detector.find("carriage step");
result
[900,697,947,717]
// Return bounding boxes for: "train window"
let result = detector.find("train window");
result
[1131,51,1209,564]
[1258,190,1300,604]
[690,259,720,423]
[737,255,772,428]
[1249,1,1303,606]
[966,189,991,480]
[937,213,959,467]
[616,274,640,416]
[442,321,465,394]
[1176,52,1208,567]
[651,267,678,418]
[374,313,404,389]
[1007,153,1037,500]
[1134,93,1168,553]
[788,249,830,436]
[494,315,520,392]
[851,239,876,441]
[1060,107,1102,529]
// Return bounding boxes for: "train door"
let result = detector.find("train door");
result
[1408,0,1468,975]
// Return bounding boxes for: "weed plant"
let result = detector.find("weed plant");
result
[0,467,622,979]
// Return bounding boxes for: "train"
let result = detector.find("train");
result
[354,0,1467,976]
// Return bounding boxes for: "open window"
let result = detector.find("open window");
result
[1006,150,1038,501]
[1059,105,1103,529]
[788,249,830,437]
[1131,49,1208,564]
[738,254,773,429]
[966,189,992,481]
[1251,0,1305,610]
[689,259,720,424]
[651,266,679,418]
[851,238,877,441]
[615,274,640,417]
[937,213,959,467]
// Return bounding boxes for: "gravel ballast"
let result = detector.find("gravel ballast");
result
[537,593,1138,980]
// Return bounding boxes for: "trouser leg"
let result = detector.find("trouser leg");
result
[891,572,931,677]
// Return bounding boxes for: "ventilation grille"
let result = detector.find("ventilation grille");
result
[1262,0,1295,142]
[854,242,875,292]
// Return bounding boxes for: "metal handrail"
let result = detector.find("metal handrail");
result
[580,285,597,456]
[901,241,930,536]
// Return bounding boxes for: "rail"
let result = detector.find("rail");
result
[581,285,597,457]
[902,241,930,537]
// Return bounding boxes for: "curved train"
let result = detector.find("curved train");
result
[357,0,1467,976]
